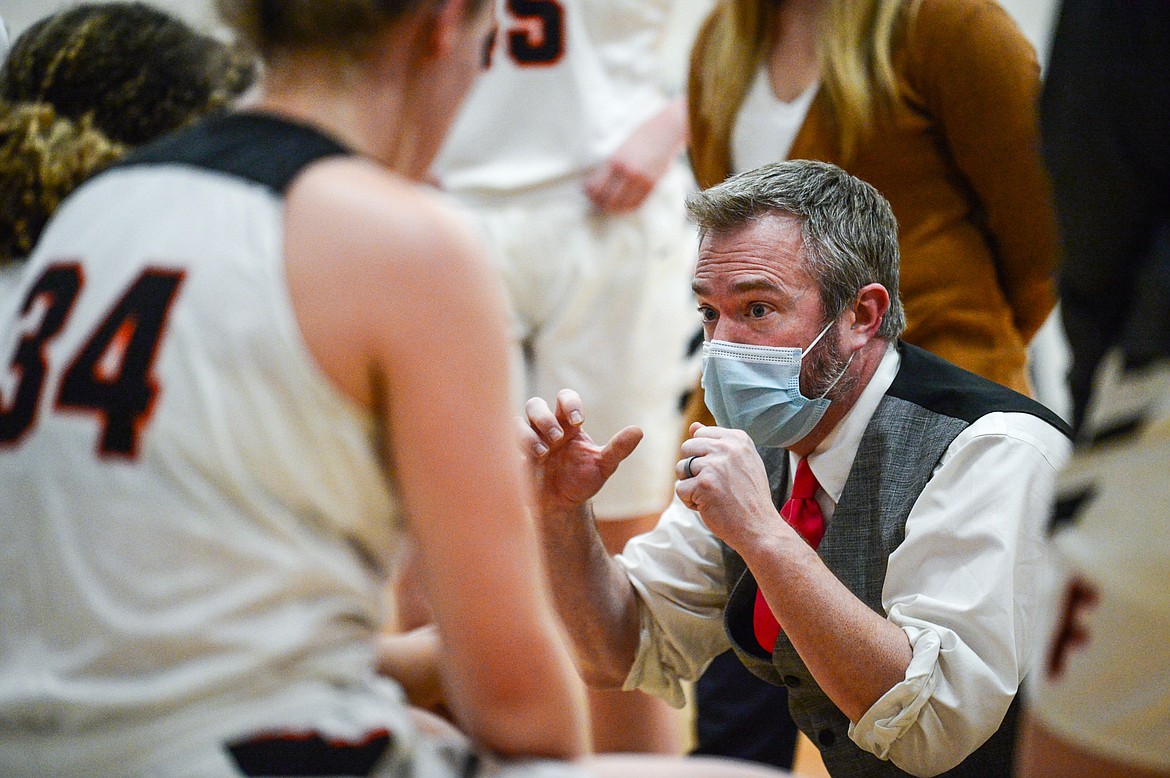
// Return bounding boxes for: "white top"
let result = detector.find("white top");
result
[0,161,406,762]
[618,345,1071,775]
[1025,360,1170,772]
[731,65,818,175]
[432,0,672,198]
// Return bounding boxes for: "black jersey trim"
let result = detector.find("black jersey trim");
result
[113,112,352,194]
[888,342,1072,437]
[226,728,394,776]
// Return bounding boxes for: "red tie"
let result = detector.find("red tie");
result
[753,458,825,651]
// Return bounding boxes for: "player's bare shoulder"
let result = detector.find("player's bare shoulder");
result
[287,156,488,281]
[280,155,502,409]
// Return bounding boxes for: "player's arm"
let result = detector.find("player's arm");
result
[582,0,692,214]
[284,158,588,760]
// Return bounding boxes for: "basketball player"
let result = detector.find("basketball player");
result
[0,2,789,776]
[431,0,699,752]
[0,0,583,774]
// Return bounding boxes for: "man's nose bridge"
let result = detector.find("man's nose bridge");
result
[706,313,753,343]
[712,314,747,343]
[711,320,733,343]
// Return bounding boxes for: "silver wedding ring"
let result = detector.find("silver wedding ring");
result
[684,455,699,479]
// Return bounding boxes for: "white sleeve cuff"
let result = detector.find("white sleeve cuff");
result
[848,625,941,760]
[621,599,689,709]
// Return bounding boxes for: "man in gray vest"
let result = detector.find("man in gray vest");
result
[522,160,1071,777]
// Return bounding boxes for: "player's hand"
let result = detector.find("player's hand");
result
[520,389,642,516]
[375,625,449,717]
[583,99,685,215]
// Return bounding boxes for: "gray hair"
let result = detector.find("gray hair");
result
[686,159,906,339]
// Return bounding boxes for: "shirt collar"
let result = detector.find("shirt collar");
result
[791,342,901,505]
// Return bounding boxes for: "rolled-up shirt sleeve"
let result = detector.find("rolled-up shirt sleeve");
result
[615,495,731,708]
[848,412,1070,776]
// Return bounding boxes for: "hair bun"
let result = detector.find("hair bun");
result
[0,100,125,263]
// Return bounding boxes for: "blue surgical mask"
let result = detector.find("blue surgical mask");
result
[701,321,849,448]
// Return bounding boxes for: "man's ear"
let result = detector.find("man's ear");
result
[845,283,890,346]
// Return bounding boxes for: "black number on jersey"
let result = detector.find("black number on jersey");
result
[0,264,83,446]
[485,0,566,68]
[0,264,185,459]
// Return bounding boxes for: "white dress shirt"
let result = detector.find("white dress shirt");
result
[617,344,1071,775]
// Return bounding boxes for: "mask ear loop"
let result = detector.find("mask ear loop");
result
[801,319,835,359]
[816,351,855,400]
[800,318,855,400]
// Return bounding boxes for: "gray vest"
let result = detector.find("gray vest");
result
[721,344,1067,777]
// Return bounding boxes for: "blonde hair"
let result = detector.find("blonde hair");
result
[822,0,914,158]
[694,0,918,167]
[0,102,125,263]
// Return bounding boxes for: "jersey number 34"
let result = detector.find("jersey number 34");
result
[0,262,184,460]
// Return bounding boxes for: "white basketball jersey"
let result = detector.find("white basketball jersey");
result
[432,0,672,195]
[0,114,410,773]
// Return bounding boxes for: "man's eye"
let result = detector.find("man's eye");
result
[750,304,769,318]
[699,307,717,321]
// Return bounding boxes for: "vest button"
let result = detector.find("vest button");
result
[782,675,801,688]
[818,729,836,747]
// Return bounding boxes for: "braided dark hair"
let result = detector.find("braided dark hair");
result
[1,2,255,146]
[0,102,124,263]
[0,3,257,264]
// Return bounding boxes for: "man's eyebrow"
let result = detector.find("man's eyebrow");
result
[692,277,783,296]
